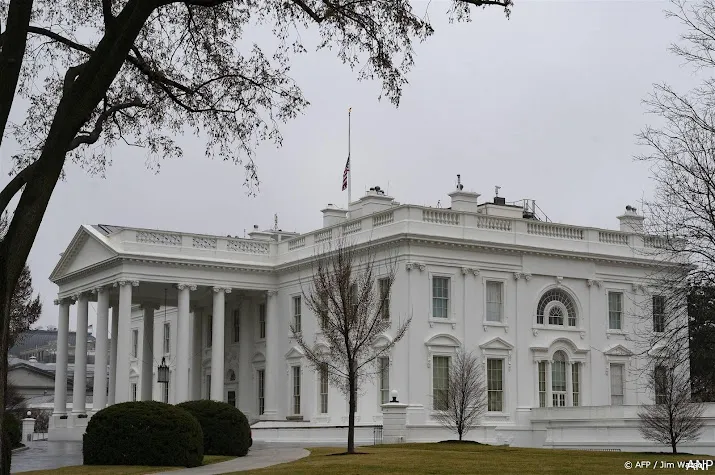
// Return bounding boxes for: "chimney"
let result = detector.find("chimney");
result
[321,204,348,227]
[351,187,395,218]
[617,205,645,233]
[448,174,480,212]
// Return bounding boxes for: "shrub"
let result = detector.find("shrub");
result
[4,412,21,448]
[83,401,203,467]
[177,400,251,456]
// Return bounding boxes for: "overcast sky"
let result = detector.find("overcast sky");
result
[0,0,701,331]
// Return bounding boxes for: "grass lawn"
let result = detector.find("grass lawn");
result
[235,443,714,475]
[15,454,236,475]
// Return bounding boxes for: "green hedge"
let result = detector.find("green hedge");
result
[177,400,251,456]
[83,401,203,467]
[5,412,21,448]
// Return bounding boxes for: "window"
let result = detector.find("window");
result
[228,390,236,407]
[487,359,504,412]
[319,364,329,414]
[655,365,668,404]
[292,366,301,415]
[293,296,302,333]
[653,296,666,333]
[207,316,213,347]
[610,364,624,405]
[131,382,137,402]
[379,278,391,320]
[572,363,580,407]
[258,369,265,415]
[163,322,171,354]
[379,357,390,405]
[163,382,169,403]
[233,309,240,343]
[536,288,577,326]
[259,304,266,339]
[608,292,623,330]
[486,281,503,322]
[206,375,211,400]
[552,351,567,407]
[432,277,450,319]
[538,361,547,408]
[131,329,138,358]
[432,355,450,410]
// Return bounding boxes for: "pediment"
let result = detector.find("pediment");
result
[479,337,514,351]
[604,344,633,357]
[425,333,461,348]
[50,226,118,282]
[284,346,305,360]
[313,342,330,354]
[252,352,265,364]
[373,333,393,348]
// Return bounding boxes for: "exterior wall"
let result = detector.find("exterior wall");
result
[9,368,55,398]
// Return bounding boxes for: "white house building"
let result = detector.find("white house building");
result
[47,181,715,453]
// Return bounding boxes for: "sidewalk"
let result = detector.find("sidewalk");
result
[148,447,310,475]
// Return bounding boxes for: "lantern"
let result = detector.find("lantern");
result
[157,356,169,384]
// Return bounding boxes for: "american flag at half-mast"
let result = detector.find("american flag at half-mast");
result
[342,155,350,191]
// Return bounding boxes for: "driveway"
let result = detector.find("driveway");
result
[12,441,83,473]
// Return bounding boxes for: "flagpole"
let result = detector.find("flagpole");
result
[348,107,352,216]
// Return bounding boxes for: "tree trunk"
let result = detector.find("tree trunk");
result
[458,429,463,441]
[347,372,356,454]
[0,291,13,475]
[671,438,677,454]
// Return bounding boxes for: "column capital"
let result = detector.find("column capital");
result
[266,290,278,297]
[115,280,139,287]
[72,292,88,301]
[140,302,161,311]
[213,287,232,294]
[54,297,75,305]
[91,285,109,294]
[177,283,197,291]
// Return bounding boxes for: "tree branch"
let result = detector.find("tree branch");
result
[0,0,34,149]
[0,161,41,219]
[67,99,146,151]
[102,0,115,31]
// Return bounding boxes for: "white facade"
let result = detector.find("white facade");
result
[47,184,714,453]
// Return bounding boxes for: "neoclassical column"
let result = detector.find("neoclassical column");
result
[72,293,89,413]
[191,306,203,400]
[238,299,253,416]
[53,298,72,415]
[263,290,278,418]
[211,287,231,401]
[565,361,573,407]
[108,302,118,405]
[545,360,553,408]
[141,303,159,401]
[114,280,139,403]
[92,287,110,411]
[176,283,196,403]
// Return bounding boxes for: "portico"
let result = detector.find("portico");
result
[48,225,285,440]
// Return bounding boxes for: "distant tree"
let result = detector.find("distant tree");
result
[638,348,705,454]
[3,382,24,414]
[0,2,513,471]
[432,349,487,441]
[292,237,411,454]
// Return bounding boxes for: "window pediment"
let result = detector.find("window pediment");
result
[373,333,393,349]
[424,333,461,348]
[251,351,266,364]
[285,346,305,360]
[479,337,514,351]
[604,344,633,357]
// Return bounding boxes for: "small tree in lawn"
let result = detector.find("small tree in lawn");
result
[292,237,411,454]
[432,349,487,441]
[638,347,705,454]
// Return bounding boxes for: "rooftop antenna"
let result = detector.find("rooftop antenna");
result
[456,174,463,191]
[495,185,501,197]
[273,213,278,231]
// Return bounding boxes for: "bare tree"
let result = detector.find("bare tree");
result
[432,349,487,441]
[0,2,516,472]
[632,0,715,372]
[291,237,411,454]
[638,347,705,454]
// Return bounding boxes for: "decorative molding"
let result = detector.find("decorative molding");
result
[53,299,60,306]
[631,283,645,292]
[587,279,603,288]
[532,329,539,337]
[523,273,532,281]
[115,280,140,287]
[555,276,563,285]
[91,285,107,294]
[461,267,480,276]
[266,290,278,297]
[177,283,197,291]
[579,331,586,340]
[405,261,426,271]
[213,287,232,294]
[513,272,532,281]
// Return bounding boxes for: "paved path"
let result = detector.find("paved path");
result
[148,446,310,475]
[12,441,83,473]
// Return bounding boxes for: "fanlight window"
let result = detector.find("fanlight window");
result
[537,289,577,326]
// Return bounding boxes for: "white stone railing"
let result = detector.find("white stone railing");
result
[422,209,460,226]
[373,211,394,227]
[527,222,584,240]
[315,229,333,243]
[644,236,668,248]
[136,231,182,246]
[599,231,629,246]
[288,236,305,250]
[128,230,272,255]
[476,216,512,232]
[227,239,270,254]
[342,221,362,236]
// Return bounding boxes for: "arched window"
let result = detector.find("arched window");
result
[537,288,577,326]
[552,351,567,407]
